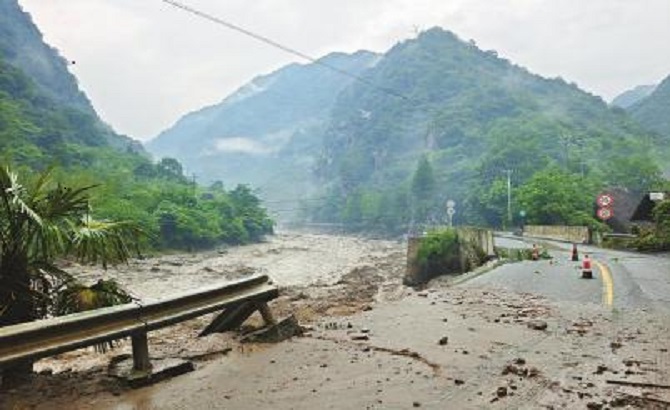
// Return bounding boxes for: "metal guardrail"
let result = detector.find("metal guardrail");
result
[0,274,278,372]
[602,233,638,239]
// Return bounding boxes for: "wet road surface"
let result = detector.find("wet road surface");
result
[486,235,670,313]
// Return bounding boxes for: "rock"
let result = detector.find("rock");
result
[240,315,305,343]
[527,320,548,331]
[496,386,508,398]
[586,403,603,410]
[438,337,449,346]
[595,365,608,374]
[514,358,526,366]
[351,334,370,341]
[413,401,421,407]
[454,379,465,385]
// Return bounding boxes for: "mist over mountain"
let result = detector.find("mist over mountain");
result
[148,50,380,213]
[611,84,657,109]
[150,27,662,230]
[627,75,670,143]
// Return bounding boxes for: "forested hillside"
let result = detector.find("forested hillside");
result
[611,84,657,109]
[149,51,379,218]
[311,28,663,232]
[0,0,273,250]
[628,75,670,144]
[149,27,665,235]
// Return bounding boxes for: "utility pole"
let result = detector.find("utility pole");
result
[504,169,513,228]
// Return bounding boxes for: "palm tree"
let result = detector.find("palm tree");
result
[0,165,142,375]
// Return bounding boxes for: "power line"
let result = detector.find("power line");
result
[160,0,409,101]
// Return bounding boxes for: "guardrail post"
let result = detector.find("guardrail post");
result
[131,331,151,372]
[256,302,277,326]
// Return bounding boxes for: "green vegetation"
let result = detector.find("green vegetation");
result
[629,75,670,148]
[496,246,551,261]
[633,200,670,251]
[1,1,274,254]
[515,168,601,227]
[310,28,665,233]
[0,53,273,252]
[417,228,460,268]
[0,166,140,328]
[410,228,488,285]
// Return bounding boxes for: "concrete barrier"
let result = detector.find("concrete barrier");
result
[523,225,591,244]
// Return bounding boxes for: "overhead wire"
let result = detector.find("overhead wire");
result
[157,0,467,226]
[159,0,410,101]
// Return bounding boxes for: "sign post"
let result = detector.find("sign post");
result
[446,200,456,228]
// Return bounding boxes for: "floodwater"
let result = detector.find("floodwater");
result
[73,232,404,299]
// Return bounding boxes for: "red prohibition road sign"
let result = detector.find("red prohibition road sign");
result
[597,193,614,208]
[597,207,613,221]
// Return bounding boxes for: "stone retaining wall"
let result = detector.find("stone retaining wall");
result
[404,227,493,286]
[523,225,591,244]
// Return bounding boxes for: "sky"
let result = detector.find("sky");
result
[17,0,670,142]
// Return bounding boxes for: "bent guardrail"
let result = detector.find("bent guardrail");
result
[0,274,279,374]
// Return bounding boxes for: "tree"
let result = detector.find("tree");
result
[0,165,141,374]
[156,157,185,181]
[515,167,600,227]
[411,155,437,225]
[411,155,436,201]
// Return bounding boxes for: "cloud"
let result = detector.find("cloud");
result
[17,0,670,141]
[213,137,274,155]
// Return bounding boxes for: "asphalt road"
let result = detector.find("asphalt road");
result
[476,235,670,313]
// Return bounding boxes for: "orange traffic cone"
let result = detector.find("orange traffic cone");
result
[571,244,579,261]
[581,254,593,279]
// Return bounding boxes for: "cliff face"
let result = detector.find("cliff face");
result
[0,0,144,166]
[0,0,95,114]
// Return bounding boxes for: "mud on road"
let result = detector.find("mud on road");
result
[2,232,670,409]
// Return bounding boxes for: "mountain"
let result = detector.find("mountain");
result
[313,28,660,229]
[0,0,142,155]
[0,0,94,114]
[0,0,272,250]
[150,27,662,231]
[628,75,670,142]
[148,50,380,214]
[611,84,657,109]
